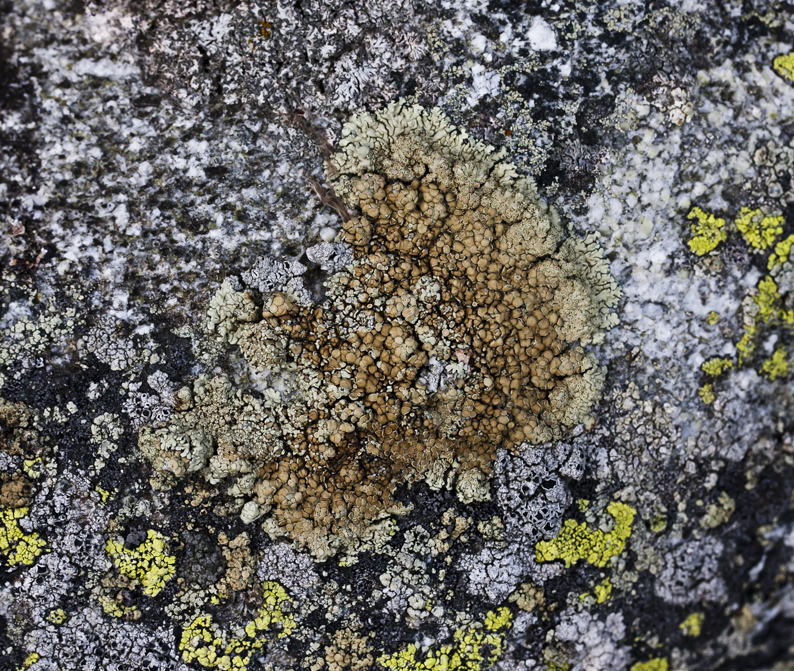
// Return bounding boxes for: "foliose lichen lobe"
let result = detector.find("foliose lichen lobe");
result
[140,101,620,559]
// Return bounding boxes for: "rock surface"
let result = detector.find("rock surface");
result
[1,1,794,669]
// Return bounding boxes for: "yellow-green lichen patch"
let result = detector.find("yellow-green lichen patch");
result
[679,612,704,637]
[16,653,40,671]
[735,326,757,366]
[773,52,794,81]
[734,276,794,368]
[706,311,720,325]
[687,207,726,255]
[630,658,668,671]
[755,276,790,324]
[701,358,733,377]
[768,234,794,269]
[734,207,783,251]
[179,581,296,670]
[698,384,715,405]
[47,608,67,625]
[0,506,47,566]
[99,595,138,619]
[594,577,612,603]
[95,485,113,503]
[377,608,512,670]
[105,529,175,597]
[535,501,636,568]
[761,346,789,381]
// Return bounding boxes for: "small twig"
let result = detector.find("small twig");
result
[307,177,350,222]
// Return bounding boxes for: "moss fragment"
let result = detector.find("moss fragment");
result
[105,529,175,597]
[535,501,635,568]
[687,207,726,255]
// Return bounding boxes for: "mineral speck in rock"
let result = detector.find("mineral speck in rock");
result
[139,102,620,560]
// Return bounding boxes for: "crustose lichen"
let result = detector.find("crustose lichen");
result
[139,101,620,559]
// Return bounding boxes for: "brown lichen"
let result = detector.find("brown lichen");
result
[0,472,32,509]
[140,102,619,559]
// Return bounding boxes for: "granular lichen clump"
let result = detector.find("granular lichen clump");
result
[141,102,619,559]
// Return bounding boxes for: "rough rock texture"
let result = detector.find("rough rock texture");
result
[3,0,794,670]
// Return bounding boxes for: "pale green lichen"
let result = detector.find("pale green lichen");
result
[105,529,175,597]
[377,608,512,671]
[535,501,635,568]
[179,581,296,670]
[734,207,783,251]
[0,506,47,566]
[686,207,726,255]
[680,612,704,637]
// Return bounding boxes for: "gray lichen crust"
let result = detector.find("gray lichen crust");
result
[139,102,619,560]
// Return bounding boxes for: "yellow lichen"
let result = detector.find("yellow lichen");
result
[99,595,137,619]
[179,581,296,670]
[773,52,794,81]
[701,358,733,376]
[706,311,720,325]
[687,207,726,255]
[630,659,668,671]
[768,234,794,269]
[594,577,612,603]
[95,485,112,503]
[755,276,785,323]
[698,384,715,404]
[736,326,756,366]
[105,529,175,597]
[761,346,789,381]
[734,207,783,251]
[679,612,704,637]
[535,501,635,568]
[16,653,40,671]
[0,506,47,566]
[377,608,512,670]
[47,608,67,625]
